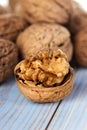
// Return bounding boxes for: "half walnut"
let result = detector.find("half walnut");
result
[14,49,73,102]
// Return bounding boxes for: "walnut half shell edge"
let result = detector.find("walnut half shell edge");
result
[14,49,73,102]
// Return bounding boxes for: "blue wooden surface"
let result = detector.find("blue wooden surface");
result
[0,69,87,130]
[47,69,87,130]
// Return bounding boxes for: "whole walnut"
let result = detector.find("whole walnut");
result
[74,28,87,67]
[10,0,73,24]
[17,23,73,61]
[68,1,87,35]
[0,14,27,41]
[0,39,18,83]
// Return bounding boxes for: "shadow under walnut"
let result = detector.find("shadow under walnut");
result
[14,49,73,103]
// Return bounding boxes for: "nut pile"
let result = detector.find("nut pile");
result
[0,5,27,83]
[0,0,87,102]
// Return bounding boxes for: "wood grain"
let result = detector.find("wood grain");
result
[47,69,87,130]
[0,69,87,130]
[0,77,59,130]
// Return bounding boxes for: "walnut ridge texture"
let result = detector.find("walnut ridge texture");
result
[0,39,18,83]
[10,0,72,24]
[17,23,73,61]
[14,49,73,102]
[0,14,27,41]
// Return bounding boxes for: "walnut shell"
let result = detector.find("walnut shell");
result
[0,39,18,83]
[11,0,72,24]
[74,28,87,67]
[9,0,24,18]
[0,14,27,41]
[9,0,19,9]
[0,6,9,14]
[14,49,73,102]
[68,1,87,34]
[17,23,73,61]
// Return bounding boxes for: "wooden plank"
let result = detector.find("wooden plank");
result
[0,76,14,107]
[47,69,87,130]
[0,77,59,130]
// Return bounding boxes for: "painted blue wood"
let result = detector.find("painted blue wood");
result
[47,69,87,130]
[0,69,87,130]
[0,77,58,130]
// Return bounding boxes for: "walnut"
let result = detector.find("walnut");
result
[14,49,73,102]
[74,28,87,67]
[9,0,24,19]
[0,39,18,83]
[17,23,73,61]
[68,1,87,35]
[0,14,27,41]
[0,6,9,14]
[10,0,73,24]
[9,0,19,9]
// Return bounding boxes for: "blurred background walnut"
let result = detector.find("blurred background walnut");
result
[0,14,27,42]
[9,0,19,9]
[17,23,73,62]
[74,28,87,67]
[68,0,87,35]
[0,5,9,14]
[0,39,18,83]
[9,0,24,19]
[9,0,73,25]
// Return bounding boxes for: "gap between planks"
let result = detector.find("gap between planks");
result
[45,101,62,130]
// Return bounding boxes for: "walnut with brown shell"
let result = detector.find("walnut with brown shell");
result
[68,1,87,35]
[17,23,73,62]
[0,14,27,41]
[9,0,73,24]
[74,28,87,67]
[14,49,73,102]
[0,39,18,83]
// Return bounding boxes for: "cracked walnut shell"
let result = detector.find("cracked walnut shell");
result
[11,0,72,24]
[0,39,18,83]
[17,23,73,61]
[14,49,73,102]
